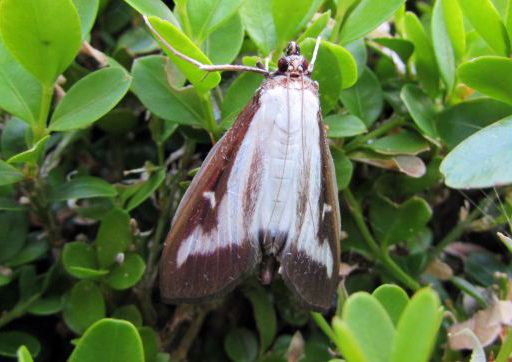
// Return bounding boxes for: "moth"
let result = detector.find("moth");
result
[145,17,341,312]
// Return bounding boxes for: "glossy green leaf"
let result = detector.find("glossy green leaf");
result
[105,253,146,290]
[0,211,28,263]
[367,131,430,156]
[1,118,29,160]
[117,26,159,56]
[458,56,512,105]
[63,241,109,279]
[221,72,263,128]
[0,332,39,358]
[16,346,33,362]
[372,284,410,326]
[124,0,180,28]
[404,12,439,98]
[187,0,245,42]
[49,67,131,131]
[442,0,465,61]
[148,16,221,93]
[63,280,106,334]
[342,292,395,362]
[325,114,367,138]
[0,161,24,186]
[440,116,512,188]
[432,0,457,93]
[203,13,244,65]
[73,0,99,38]
[345,39,368,81]
[112,305,143,328]
[239,0,277,55]
[0,0,82,86]
[373,38,414,64]
[457,0,510,56]
[400,84,439,143]
[50,176,117,201]
[464,252,508,286]
[272,0,311,44]
[332,317,370,362]
[390,288,442,362]
[331,148,354,190]
[436,97,512,149]
[224,328,258,362]
[244,285,277,353]
[339,0,406,45]
[0,39,41,125]
[340,67,383,127]
[6,237,48,267]
[96,208,131,269]
[139,327,159,362]
[131,55,203,126]
[27,295,63,316]
[125,169,166,211]
[370,196,433,246]
[298,11,331,42]
[7,135,50,165]
[69,319,144,362]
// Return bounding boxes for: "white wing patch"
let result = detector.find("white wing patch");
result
[203,191,216,208]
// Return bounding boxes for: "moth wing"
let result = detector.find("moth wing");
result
[279,112,341,312]
[160,95,262,303]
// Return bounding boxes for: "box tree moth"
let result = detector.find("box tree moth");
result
[145,17,341,312]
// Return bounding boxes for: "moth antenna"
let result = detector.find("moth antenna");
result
[308,36,322,74]
[143,15,269,76]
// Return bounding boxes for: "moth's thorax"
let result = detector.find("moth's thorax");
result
[263,74,319,96]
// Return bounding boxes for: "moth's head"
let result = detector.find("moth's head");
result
[277,41,309,78]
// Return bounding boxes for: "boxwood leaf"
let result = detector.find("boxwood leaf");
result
[298,11,331,43]
[272,0,312,45]
[63,281,106,334]
[239,0,276,55]
[7,135,50,165]
[390,288,442,362]
[63,241,109,279]
[325,114,367,138]
[112,305,143,328]
[49,67,132,131]
[331,148,354,190]
[400,84,439,143]
[27,295,63,316]
[72,0,99,38]
[0,332,39,358]
[131,55,203,126]
[16,346,34,362]
[68,319,144,362]
[0,0,82,86]
[373,38,414,64]
[6,237,48,267]
[372,284,410,326]
[50,176,117,201]
[138,327,159,362]
[0,39,42,126]
[224,328,258,362]
[1,118,29,160]
[458,56,512,105]
[339,0,406,45]
[125,169,166,211]
[221,72,264,128]
[244,285,277,353]
[203,13,244,65]
[366,130,430,156]
[0,211,28,263]
[96,208,131,269]
[0,160,24,186]
[147,16,221,93]
[104,253,146,290]
[124,0,180,28]
[440,116,512,188]
[432,0,457,93]
[332,317,370,362]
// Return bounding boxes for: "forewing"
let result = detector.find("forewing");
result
[160,93,263,303]
[280,111,341,312]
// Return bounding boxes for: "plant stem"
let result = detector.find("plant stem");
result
[33,85,53,144]
[201,93,220,141]
[496,327,512,362]
[311,312,337,342]
[343,188,420,291]
[344,116,406,153]
[0,294,41,329]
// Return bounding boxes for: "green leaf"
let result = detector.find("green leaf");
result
[131,55,203,126]
[339,0,407,45]
[7,135,50,165]
[96,208,131,269]
[0,39,42,125]
[373,38,414,64]
[366,130,430,156]
[0,160,24,186]
[298,10,331,43]
[0,197,26,212]
[369,196,433,246]
[112,305,143,328]
[105,253,146,290]
[1,118,29,160]
[340,67,383,127]
[16,346,34,362]
[6,237,48,267]
[441,0,465,61]
[244,285,277,353]
[27,295,63,316]
[432,0,457,93]
[390,288,442,362]
[117,26,159,56]
[457,0,510,56]
[440,116,512,188]
[221,72,263,128]
[72,0,99,38]
[69,319,144,362]
[342,292,395,362]
[372,284,410,326]
[50,176,117,201]
[187,0,245,42]
[125,169,166,211]
[124,0,180,28]
[331,148,354,190]
[224,328,258,362]
[49,67,132,131]
[63,280,106,334]
[400,84,439,143]
[147,16,221,94]
[272,0,311,44]
[464,252,508,286]
[458,56,512,105]
[345,39,368,81]
[0,0,82,86]
[138,327,159,362]
[404,12,439,98]
[63,241,109,279]
[239,0,277,55]
[203,13,244,65]
[332,317,370,362]
[436,97,512,149]
[325,115,367,138]
[96,108,138,134]
[0,332,39,358]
